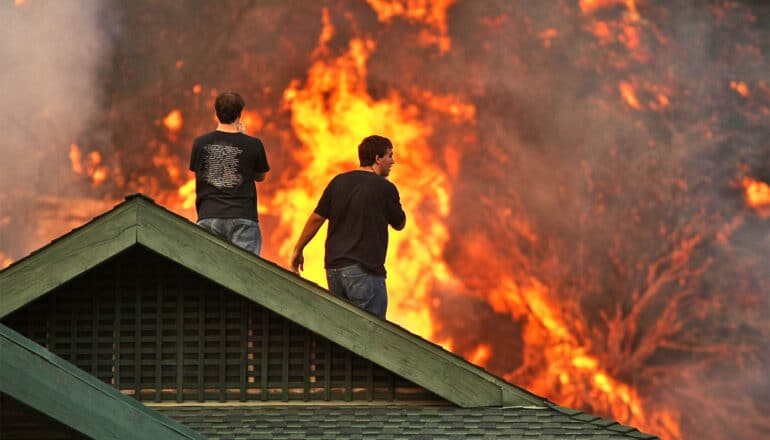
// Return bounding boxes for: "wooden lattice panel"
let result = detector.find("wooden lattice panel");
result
[3,247,447,404]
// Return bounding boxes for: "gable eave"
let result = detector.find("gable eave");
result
[0,323,207,440]
[132,196,545,408]
[0,194,545,409]
[0,200,139,319]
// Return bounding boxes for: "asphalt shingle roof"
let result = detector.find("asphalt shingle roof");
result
[153,404,658,440]
[1,194,662,440]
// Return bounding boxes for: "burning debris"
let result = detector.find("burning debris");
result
[1,1,769,440]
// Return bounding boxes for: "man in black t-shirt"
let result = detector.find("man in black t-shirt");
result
[189,92,270,255]
[291,135,406,319]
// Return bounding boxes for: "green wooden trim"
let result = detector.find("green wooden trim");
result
[0,195,544,409]
[0,323,206,440]
[132,197,543,408]
[0,203,138,319]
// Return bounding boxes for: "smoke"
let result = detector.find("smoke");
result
[0,0,111,256]
[0,1,768,439]
[425,2,770,438]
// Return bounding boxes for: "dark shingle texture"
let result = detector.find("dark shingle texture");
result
[154,405,659,440]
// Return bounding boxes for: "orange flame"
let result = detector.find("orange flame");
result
[730,81,750,97]
[178,178,196,210]
[14,0,26,6]
[163,109,184,132]
[489,277,682,439]
[580,0,640,21]
[69,144,108,187]
[619,81,642,109]
[742,177,770,217]
[270,8,468,337]
[365,0,455,52]
[539,28,559,48]
[69,143,84,174]
[151,143,182,181]
[0,252,12,269]
[466,343,492,368]
[239,110,264,133]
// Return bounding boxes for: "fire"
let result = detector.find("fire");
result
[239,110,264,133]
[0,251,12,269]
[178,178,196,210]
[619,81,642,109]
[580,0,640,21]
[489,276,682,439]
[365,0,455,52]
[730,81,750,97]
[269,8,466,337]
[742,177,770,217]
[466,343,492,368]
[163,109,184,132]
[69,143,83,174]
[4,3,770,440]
[539,28,559,48]
[151,143,182,181]
[69,144,108,187]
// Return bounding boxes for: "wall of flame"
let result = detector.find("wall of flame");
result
[2,2,770,440]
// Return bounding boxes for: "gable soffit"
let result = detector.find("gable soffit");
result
[0,194,545,409]
[0,200,139,319]
[0,323,206,440]
[4,248,450,406]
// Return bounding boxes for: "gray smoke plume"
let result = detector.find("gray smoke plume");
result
[0,0,111,255]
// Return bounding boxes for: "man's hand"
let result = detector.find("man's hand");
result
[291,248,304,274]
[290,212,326,275]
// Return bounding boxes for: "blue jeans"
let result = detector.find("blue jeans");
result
[326,264,388,319]
[197,218,262,256]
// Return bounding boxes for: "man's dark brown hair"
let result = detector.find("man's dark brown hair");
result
[215,92,245,124]
[358,135,393,166]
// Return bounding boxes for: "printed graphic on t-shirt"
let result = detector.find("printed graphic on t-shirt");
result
[202,143,243,189]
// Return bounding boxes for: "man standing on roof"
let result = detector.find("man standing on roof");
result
[189,91,270,255]
[291,135,406,319]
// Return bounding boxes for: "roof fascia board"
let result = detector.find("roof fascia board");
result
[0,323,207,440]
[0,202,139,319]
[135,199,543,408]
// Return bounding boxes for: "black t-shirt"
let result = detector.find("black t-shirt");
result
[189,131,270,221]
[314,170,406,276]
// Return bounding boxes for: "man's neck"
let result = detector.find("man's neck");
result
[359,166,385,177]
[216,122,240,133]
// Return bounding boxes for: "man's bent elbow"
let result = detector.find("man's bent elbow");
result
[393,217,406,231]
[254,172,267,182]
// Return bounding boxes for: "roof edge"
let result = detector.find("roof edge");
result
[132,196,544,408]
[0,323,206,440]
[0,200,139,318]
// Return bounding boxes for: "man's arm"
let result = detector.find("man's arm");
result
[386,184,406,231]
[291,212,326,273]
[393,215,406,231]
[254,172,267,182]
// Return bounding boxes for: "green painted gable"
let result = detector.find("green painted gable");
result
[0,194,662,440]
[0,323,206,440]
[0,194,541,408]
[4,245,451,405]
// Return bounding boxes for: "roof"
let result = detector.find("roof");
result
[0,194,540,408]
[0,193,660,439]
[0,322,206,440]
[151,404,657,440]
